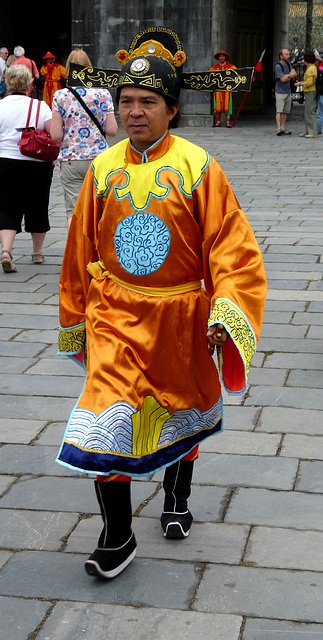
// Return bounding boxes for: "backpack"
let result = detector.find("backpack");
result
[274,61,297,93]
[316,67,323,95]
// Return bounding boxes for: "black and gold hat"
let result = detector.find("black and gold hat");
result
[115,27,186,101]
[67,27,254,97]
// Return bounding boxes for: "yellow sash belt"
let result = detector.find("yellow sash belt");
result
[87,260,201,297]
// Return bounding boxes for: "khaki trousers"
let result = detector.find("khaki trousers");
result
[304,91,317,136]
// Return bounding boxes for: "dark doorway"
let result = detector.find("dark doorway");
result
[0,1,71,70]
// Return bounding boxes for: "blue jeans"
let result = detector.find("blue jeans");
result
[317,94,323,133]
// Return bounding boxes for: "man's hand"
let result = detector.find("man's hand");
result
[206,323,228,354]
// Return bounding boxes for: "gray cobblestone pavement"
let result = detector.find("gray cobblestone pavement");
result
[1,103,323,639]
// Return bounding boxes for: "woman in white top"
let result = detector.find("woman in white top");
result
[51,49,118,229]
[0,64,53,272]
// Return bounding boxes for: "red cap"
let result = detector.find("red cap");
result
[42,51,56,60]
[214,49,230,60]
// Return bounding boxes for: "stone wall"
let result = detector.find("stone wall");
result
[71,0,290,123]
[72,0,214,125]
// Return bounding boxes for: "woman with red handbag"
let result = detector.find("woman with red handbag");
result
[0,64,53,272]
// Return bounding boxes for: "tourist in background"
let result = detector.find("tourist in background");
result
[50,48,118,229]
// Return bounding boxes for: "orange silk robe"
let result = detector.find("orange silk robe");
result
[210,61,237,113]
[57,132,266,476]
[40,62,66,106]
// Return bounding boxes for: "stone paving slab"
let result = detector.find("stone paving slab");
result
[34,421,66,446]
[0,281,46,293]
[246,386,323,410]
[257,407,323,435]
[0,509,79,551]
[264,253,319,263]
[0,291,53,305]
[12,329,59,344]
[287,369,323,388]
[0,445,82,477]
[221,407,261,431]
[0,475,16,495]
[37,602,243,640]
[0,551,12,569]
[266,245,321,255]
[263,352,323,370]
[262,311,293,323]
[0,373,82,397]
[193,564,323,622]
[0,595,52,640]
[66,515,249,565]
[260,324,307,339]
[308,325,323,339]
[309,301,323,312]
[244,526,323,571]
[264,291,323,302]
[0,356,37,374]
[293,312,323,326]
[264,299,306,311]
[281,434,323,460]
[259,337,323,354]
[0,395,75,421]
[0,313,58,329]
[0,341,47,358]
[188,453,298,490]
[0,551,202,610]
[266,280,309,291]
[0,476,157,514]
[0,302,58,316]
[140,484,230,522]
[247,367,287,386]
[198,431,281,456]
[225,488,323,530]
[26,357,84,376]
[295,461,323,493]
[242,618,323,640]
[0,327,22,341]
[0,418,46,443]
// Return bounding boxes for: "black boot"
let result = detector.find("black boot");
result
[85,480,137,579]
[160,459,194,539]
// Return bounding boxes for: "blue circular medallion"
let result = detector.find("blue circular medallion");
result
[114,213,170,276]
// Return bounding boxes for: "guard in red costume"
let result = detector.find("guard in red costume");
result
[210,50,236,127]
[40,52,66,107]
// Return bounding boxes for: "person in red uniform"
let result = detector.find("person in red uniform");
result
[210,50,236,128]
[40,52,66,107]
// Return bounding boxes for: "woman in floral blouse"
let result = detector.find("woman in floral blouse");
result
[51,49,118,228]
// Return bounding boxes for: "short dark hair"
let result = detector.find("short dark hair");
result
[164,94,180,129]
[303,50,316,64]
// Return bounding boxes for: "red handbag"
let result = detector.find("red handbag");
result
[18,99,60,162]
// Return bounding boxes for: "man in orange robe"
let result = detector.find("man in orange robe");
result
[210,49,236,127]
[40,51,66,107]
[57,28,266,581]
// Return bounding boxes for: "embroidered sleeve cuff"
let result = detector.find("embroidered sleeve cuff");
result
[208,298,256,393]
[58,323,86,355]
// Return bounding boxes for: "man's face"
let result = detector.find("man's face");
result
[0,48,9,61]
[118,87,178,152]
[281,49,290,63]
[218,54,226,64]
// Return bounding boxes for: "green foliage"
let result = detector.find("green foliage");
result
[289,3,323,57]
